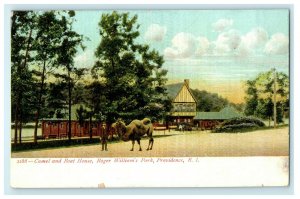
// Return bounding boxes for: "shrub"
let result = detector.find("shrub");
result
[214,117,265,133]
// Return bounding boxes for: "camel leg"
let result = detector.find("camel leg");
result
[146,138,151,150]
[150,138,154,150]
[137,139,142,151]
[130,140,135,151]
[147,137,154,150]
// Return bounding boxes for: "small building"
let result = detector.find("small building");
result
[40,119,105,139]
[194,106,242,130]
[165,79,197,125]
[40,104,107,139]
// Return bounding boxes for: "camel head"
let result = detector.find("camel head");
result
[122,126,133,142]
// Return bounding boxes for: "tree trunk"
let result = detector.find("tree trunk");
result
[273,69,277,128]
[268,117,271,127]
[19,120,22,144]
[89,115,92,140]
[13,28,32,145]
[18,107,23,144]
[13,103,19,145]
[68,69,72,141]
[34,59,47,144]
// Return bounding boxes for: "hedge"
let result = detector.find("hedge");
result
[214,117,265,133]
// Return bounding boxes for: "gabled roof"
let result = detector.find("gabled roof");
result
[165,81,197,103]
[195,106,242,120]
[165,83,184,99]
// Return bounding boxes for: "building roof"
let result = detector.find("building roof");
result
[165,81,197,103]
[165,83,184,99]
[195,106,242,120]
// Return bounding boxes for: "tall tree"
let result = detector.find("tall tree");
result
[85,80,107,120]
[32,11,70,143]
[244,80,259,116]
[11,11,37,144]
[93,11,171,123]
[46,81,68,118]
[244,69,289,126]
[56,11,85,141]
[76,105,87,137]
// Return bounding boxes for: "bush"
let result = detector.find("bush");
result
[214,117,265,133]
[221,117,265,127]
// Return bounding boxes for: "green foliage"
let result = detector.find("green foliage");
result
[191,89,229,111]
[214,117,265,133]
[46,81,68,117]
[93,11,171,122]
[11,11,39,144]
[11,10,85,143]
[76,105,87,126]
[244,80,258,116]
[244,69,289,123]
[221,116,265,127]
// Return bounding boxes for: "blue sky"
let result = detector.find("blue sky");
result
[72,10,289,103]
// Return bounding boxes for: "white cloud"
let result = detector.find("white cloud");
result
[212,18,233,32]
[236,27,269,57]
[74,50,95,68]
[164,32,197,59]
[242,27,269,49]
[213,29,241,55]
[164,28,288,61]
[144,24,167,42]
[195,37,210,56]
[264,33,289,55]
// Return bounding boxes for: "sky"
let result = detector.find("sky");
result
[72,10,289,103]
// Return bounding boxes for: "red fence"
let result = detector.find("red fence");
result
[41,120,111,139]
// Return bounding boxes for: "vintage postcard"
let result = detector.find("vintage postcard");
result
[10,9,290,188]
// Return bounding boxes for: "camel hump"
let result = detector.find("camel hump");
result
[142,118,152,125]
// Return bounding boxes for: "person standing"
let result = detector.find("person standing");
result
[100,123,108,151]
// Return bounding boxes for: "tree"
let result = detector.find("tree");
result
[56,11,85,141]
[85,80,107,120]
[255,98,273,126]
[244,80,258,116]
[93,11,171,123]
[76,105,87,137]
[11,11,37,144]
[32,11,71,143]
[244,69,289,126]
[46,81,68,118]
[11,11,84,143]
[191,89,230,112]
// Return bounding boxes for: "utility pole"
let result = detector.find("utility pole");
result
[273,68,277,128]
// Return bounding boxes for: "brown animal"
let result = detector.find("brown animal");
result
[111,119,126,140]
[121,118,154,151]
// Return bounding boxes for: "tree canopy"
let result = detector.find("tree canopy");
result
[92,11,171,123]
[244,69,289,126]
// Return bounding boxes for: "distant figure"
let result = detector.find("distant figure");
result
[179,124,183,131]
[100,123,108,151]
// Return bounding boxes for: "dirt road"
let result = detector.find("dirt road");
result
[11,127,289,158]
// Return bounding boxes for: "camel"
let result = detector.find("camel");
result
[111,119,126,140]
[121,118,154,151]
